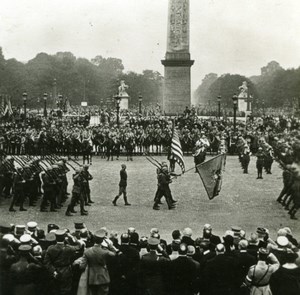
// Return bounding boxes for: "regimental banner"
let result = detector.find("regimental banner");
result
[167,0,190,53]
[196,154,226,200]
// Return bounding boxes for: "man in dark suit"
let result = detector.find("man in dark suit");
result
[182,228,195,246]
[44,229,81,295]
[202,224,222,251]
[233,239,256,293]
[203,244,237,295]
[76,229,117,295]
[169,243,197,295]
[118,233,140,294]
[140,237,169,295]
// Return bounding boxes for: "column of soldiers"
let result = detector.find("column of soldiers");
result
[275,139,300,219]
[237,136,274,178]
[0,155,94,214]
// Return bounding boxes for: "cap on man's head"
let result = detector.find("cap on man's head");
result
[276,236,289,248]
[94,229,107,239]
[27,221,37,232]
[121,233,130,244]
[18,244,32,253]
[121,164,126,168]
[148,237,159,246]
[15,225,26,236]
[45,232,56,243]
[2,234,15,243]
[47,224,59,233]
[55,229,66,242]
[231,226,241,237]
[20,234,31,244]
[256,227,267,236]
[0,225,12,234]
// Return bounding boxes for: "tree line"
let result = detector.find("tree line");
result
[0,48,163,109]
[194,61,300,110]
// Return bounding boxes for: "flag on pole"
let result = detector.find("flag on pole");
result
[196,154,226,200]
[0,95,4,116]
[3,96,13,117]
[170,127,185,173]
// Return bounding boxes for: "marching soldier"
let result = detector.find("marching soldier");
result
[256,147,265,179]
[9,167,26,212]
[40,167,56,212]
[112,164,131,206]
[240,145,251,174]
[82,164,94,205]
[264,147,274,174]
[153,164,176,210]
[2,156,14,198]
[65,167,88,216]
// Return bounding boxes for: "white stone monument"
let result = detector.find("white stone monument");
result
[118,80,129,110]
[237,81,250,113]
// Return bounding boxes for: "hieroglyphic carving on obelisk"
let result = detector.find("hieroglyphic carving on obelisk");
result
[167,0,190,53]
[162,0,194,114]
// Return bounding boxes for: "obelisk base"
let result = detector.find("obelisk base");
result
[162,58,194,115]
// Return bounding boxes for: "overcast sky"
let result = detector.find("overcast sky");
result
[1,0,300,90]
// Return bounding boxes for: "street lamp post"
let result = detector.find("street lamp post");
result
[138,93,143,115]
[43,93,48,117]
[262,99,265,116]
[232,94,238,132]
[114,95,121,128]
[217,95,221,118]
[22,92,27,123]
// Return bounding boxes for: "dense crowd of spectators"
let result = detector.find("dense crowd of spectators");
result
[0,222,300,295]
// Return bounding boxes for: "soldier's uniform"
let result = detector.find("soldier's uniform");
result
[65,167,88,216]
[112,164,131,206]
[23,165,36,206]
[153,166,175,210]
[256,147,265,179]
[2,157,14,198]
[241,145,251,174]
[82,164,93,205]
[9,168,26,212]
[40,167,56,212]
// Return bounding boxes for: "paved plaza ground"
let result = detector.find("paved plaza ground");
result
[0,155,299,241]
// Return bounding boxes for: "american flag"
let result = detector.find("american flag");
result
[171,127,185,173]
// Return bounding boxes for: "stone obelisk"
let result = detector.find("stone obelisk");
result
[161,0,194,114]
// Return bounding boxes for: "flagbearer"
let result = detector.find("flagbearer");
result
[153,163,176,211]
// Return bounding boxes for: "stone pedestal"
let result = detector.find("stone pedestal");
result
[119,95,129,110]
[162,53,194,114]
[238,98,247,113]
